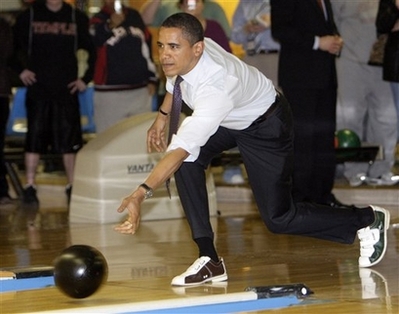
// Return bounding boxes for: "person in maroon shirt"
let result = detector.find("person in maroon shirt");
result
[178,0,232,53]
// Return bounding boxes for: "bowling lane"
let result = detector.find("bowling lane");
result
[1,201,398,313]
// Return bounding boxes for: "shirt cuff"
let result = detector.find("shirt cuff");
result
[313,36,320,50]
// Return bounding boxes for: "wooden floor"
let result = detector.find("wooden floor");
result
[0,167,398,313]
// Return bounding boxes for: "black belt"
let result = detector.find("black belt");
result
[259,49,279,54]
[251,92,281,126]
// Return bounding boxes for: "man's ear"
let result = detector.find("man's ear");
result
[193,40,204,57]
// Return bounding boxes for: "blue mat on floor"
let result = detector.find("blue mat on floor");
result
[0,276,55,293]
[129,295,301,314]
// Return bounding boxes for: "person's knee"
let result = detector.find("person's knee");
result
[265,220,287,234]
[258,200,295,234]
[261,209,291,234]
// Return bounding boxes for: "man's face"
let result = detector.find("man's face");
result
[157,27,203,77]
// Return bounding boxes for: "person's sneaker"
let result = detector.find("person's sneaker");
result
[365,172,399,186]
[65,184,72,205]
[349,173,367,187]
[22,185,39,204]
[171,256,228,286]
[357,205,390,267]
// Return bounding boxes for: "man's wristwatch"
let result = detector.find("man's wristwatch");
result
[139,183,153,199]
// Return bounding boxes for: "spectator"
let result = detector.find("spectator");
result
[271,0,345,207]
[231,0,280,86]
[12,0,96,205]
[331,1,399,187]
[0,17,14,208]
[178,0,231,53]
[90,0,159,133]
[140,0,231,38]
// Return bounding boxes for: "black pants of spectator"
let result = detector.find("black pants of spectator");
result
[282,86,337,205]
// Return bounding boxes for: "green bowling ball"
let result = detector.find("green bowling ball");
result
[335,129,361,161]
[335,129,361,148]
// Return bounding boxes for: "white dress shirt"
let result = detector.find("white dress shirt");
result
[166,38,276,162]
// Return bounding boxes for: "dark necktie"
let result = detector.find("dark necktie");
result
[168,75,184,144]
[166,75,184,197]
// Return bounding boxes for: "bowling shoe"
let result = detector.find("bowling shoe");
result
[171,256,228,286]
[357,205,390,267]
[22,185,39,204]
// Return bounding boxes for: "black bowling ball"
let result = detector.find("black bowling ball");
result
[53,245,108,298]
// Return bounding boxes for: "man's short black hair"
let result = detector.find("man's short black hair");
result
[161,12,204,46]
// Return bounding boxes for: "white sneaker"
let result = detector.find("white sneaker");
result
[349,173,367,187]
[365,172,399,186]
[357,205,390,267]
[171,256,228,286]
